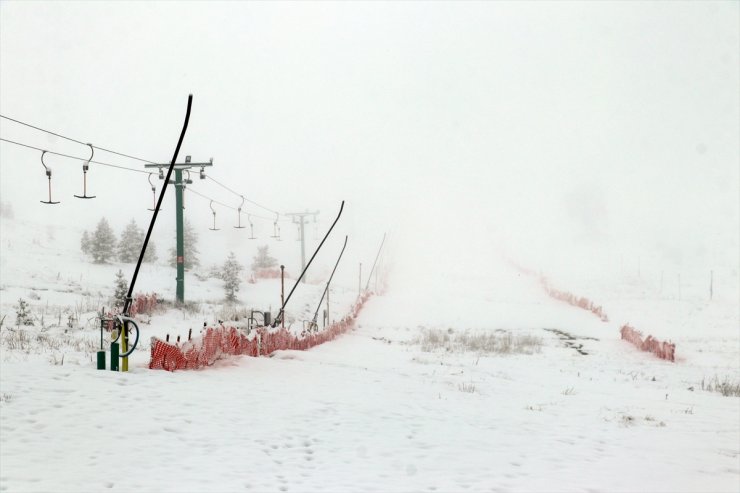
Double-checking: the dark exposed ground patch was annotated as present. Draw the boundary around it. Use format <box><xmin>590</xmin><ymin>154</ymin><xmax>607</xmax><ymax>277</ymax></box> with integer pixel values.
<box><xmin>544</xmin><ymin>328</ymin><xmax>598</xmax><ymax>356</ymax></box>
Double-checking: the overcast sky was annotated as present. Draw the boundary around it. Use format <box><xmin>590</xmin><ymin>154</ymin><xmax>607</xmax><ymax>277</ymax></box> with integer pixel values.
<box><xmin>1</xmin><ymin>1</ymin><xmax>738</xmax><ymax>288</ymax></box>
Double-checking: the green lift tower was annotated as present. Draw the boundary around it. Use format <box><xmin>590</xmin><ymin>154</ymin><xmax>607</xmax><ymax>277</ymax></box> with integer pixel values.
<box><xmin>145</xmin><ymin>156</ymin><xmax>213</xmax><ymax>304</ymax></box>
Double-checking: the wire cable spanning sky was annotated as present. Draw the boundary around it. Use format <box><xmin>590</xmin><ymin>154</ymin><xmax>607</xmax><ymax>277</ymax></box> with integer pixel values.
<box><xmin>0</xmin><ymin>114</ymin><xmax>284</xmax><ymax>217</ymax></box>
<box><xmin>0</xmin><ymin>114</ymin><xmax>156</xmax><ymax>164</ymax></box>
<box><xmin>0</xmin><ymin>1</ymin><xmax>738</xmax><ymax>286</ymax></box>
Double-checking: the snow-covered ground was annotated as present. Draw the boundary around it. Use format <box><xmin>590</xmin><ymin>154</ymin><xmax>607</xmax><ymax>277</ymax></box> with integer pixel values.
<box><xmin>1</xmin><ymin>214</ymin><xmax>738</xmax><ymax>493</ymax></box>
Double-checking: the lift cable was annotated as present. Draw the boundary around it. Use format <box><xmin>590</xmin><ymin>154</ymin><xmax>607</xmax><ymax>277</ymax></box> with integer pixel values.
<box><xmin>1</xmin><ymin>115</ymin><xmax>287</xmax><ymax>216</ymax></box>
<box><xmin>0</xmin><ymin>114</ymin><xmax>157</xmax><ymax>164</ymax></box>
<box><xmin>186</xmin><ymin>187</ymin><xmax>275</xmax><ymax>222</ymax></box>
<box><xmin>0</xmin><ymin>137</ymin><xmax>149</xmax><ymax>174</ymax></box>
<box><xmin>205</xmin><ymin>175</ymin><xmax>280</xmax><ymax>215</ymax></box>
<box><xmin>2</xmin><ymin>137</ymin><xmax>292</xmax><ymax>220</ymax></box>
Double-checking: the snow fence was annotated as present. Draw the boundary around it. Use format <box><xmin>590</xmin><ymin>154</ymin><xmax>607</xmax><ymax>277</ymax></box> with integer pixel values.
<box><xmin>149</xmin><ymin>293</ymin><xmax>371</xmax><ymax>371</ymax></box>
<box><xmin>129</xmin><ymin>293</ymin><xmax>158</xmax><ymax>317</ymax></box>
<box><xmin>508</xmin><ymin>259</ymin><xmax>676</xmax><ymax>362</ymax></box>
<box><xmin>509</xmin><ymin>261</ymin><xmax>608</xmax><ymax>322</ymax></box>
<box><xmin>620</xmin><ymin>324</ymin><xmax>676</xmax><ymax>362</ymax></box>
<box><xmin>541</xmin><ymin>283</ymin><xmax>608</xmax><ymax>322</ymax></box>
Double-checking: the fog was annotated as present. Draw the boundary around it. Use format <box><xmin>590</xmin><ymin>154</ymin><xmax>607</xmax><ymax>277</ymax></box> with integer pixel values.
<box><xmin>1</xmin><ymin>1</ymin><xmax>738</xmax><ymax>295</ymax></box>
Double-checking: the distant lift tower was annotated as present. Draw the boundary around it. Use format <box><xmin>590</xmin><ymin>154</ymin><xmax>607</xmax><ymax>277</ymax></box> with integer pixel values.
<box><xmin>284</xmin><ymin>210</ymin><xmax>319</xmax><ymax>282</ymax></box>
<box><xmin>145</xmin><ymin>156</ymin><xmax>213</xmax><ymax>304</ymax></box>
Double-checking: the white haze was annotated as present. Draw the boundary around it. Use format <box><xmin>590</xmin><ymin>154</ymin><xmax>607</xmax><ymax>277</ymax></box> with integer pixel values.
<box><xmin>1</xmin><ymin>1</ymin><xmax>738</xmax><ymax>297</ymax></box>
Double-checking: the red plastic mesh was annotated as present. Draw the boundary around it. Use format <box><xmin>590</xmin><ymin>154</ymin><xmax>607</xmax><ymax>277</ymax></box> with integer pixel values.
<box><xmin>150</xmin><ymin>293</ymin><xmax>371</xmax><ymax>371</ymax></box>
<box><xmin>508</xmin><ymin>258</ymin><xmax>676</xmax><ymax>362</ymax></box>
<box><xmin>620</xmin><ymin>324</ymin><xmax>676</xmax><ymax>362</ymax></box>
<box><xmin>129</xmin><ymin>293</ymin><xmax>158</xmax><ymax>317</ymax></box>
<box><xmin>508</xmin><ymin>261</ymin><xmax>607</xmax><ymax>321</ymax></box>
<box><xmin>542</xmin><ymin>284</ymin><xmax>609</xmax><ymax>322</ymax></box>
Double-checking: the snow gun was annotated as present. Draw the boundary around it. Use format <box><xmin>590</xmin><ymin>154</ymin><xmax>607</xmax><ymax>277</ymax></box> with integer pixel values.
<box><xmin>302</xmin><ymin>235</ymin><xmax>348</xmax><ymax>333</ymax></box>
<box><xmin>96</xmin><ymin>313</ymin><xmax>141</xmax><ymax>371</ymax></box>
<box><xmin>272</xmin><ymin>200</ymin><xmax>344</xmax><ymax>328</ymax></box>
<box><xmin>96</xmin><ymin>94</ymin><xmax>192</xmax><ymax>371</ymax></box>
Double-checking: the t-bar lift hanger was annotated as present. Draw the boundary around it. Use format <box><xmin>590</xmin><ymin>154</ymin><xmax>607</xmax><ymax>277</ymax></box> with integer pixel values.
<box><xmin>209</xmin><ymin>200</ymin><xmax>220</xmax><ymax>231</ymax></box>
<box><xmin>271</xmin><ymin>212</ymin><xmax>281</xmax><ymax>240</ymax></box>
<box><xmin>146</xmin><ymin>173</ymin><xmax>161</xmax><ymax>212</ymax></box>
<box><xmin>248</xmin><ymin>213</ymin><xmax>256</xmax><ymax>239</ymax></box>
<box><xmin>73</xmin><ymin>143</ymin><xmax>96</xmax><ymax>199</ymax></box>
<box><xmin>39</xmin><ymin>150</ymin><xmax>60</xmax><ymax>205</ymax></box>
<box><xmin>234</xmin><ymin>195</ymin><xmax>246</xmax><ymax>229</ymax></box>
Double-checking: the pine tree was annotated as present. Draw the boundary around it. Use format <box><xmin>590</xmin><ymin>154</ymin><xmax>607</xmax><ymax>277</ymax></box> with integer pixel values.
<box><xmin>251</xmin><ymin>245</ymin><xmax>277</xmax><ymax>271</ymax></box>
<box><xmin>15</xmin><ymin>298</ymin><xmax>34</xmax><ymax>326</ymax></box>
<box><xmin>118</xmin><ymin>219</ymin><xmax>143</xmax><ymax>263</ymax></box>
<box><xmin>144</xmin><ymin>241</ymin><xmax>157</xmax><ymax>263</ymax></box>
<box><xmin>80</xmin><ymin>231</ymin><xmax>91</xmax><ymax>256</ymax></box>
<box><xmin>222</xmin><ymin>252</ymin><xmax>243</xmax><ymax>302</ymax></box>
<box><xmin>170</xmin><ymin>219</ymin><xmax>199</xmax><ymax>269</ymax></box>
<box><xmin>90</xmin><ymin>218</ymin><xmax>117</xmax><ymax>263</ymax></box>
<box><xmin>113</xmin><ymin>270</ymin><xmax>128</xmax><ymax>309</ymax></box>
<box><xmin>117</xmin><ymin>219</ymin><xmax>158</xmax><ymax>264</ymax></box>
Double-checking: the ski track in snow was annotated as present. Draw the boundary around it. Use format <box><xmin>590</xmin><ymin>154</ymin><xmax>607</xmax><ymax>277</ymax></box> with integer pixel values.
<box><xmin>1</xmin><ymin>217</ymin><xmax>739</xmax><ymax>492</ymax></box>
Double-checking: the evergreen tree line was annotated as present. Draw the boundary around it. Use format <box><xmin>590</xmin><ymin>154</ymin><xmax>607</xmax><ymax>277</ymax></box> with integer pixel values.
<box><xmin>81</xmin><ymin>217</ymin><xmax>201</xmax><ymax>267</ymax></box>
<box><xmin>80</xmin><ymin>215</ymin><xmax>278</xmax><ymax>303</ymax></box>
<box><xmin>81</xmin><ymin>218</ymin><xmax>158</xmax><ymax>264</ymax></box>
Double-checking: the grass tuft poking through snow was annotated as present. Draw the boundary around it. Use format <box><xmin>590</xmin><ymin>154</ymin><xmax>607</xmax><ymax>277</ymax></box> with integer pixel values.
<box><xmin>702</xmin><ymin>375</ymin><xmax>740</xmax><ymax>397</ymax></box>
<box><xmin>1</xmin><ymin>329</ymin><xmax>98</xmax><ymax>355</ymax></box>
<box><xmin>415</xmin><ymin>328</ymin><xmax>542</xmax><ymax>355</ymax></box>
<box><xmin>458</xmin><ymin>381</ymin><xmax>476</xmax><ymax>393</ymax></box>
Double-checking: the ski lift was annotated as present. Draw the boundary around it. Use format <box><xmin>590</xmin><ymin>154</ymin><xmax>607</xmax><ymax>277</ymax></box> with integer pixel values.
<box><xmin>158</xmin><ymin>167</ymin><xmax>164</xmax><ymax>180</ymax></box>
<box><xmin>146</xmin><ymin>173</ymin><xmax>161</xmax><ymax>212</ymax></box>
<box><xmin>73</xmin><ymin>143</ymin><xmax>96</xmax><ymax>199</ymax></box>
<box><xmin>247</xmin><ymin>214</ymin><xmax>256</xmax><ymax>239</ymax></box>
<box><xmin>182</xmin><ymin>170</ymin><xmax>193</xmax><ymax>210</ymax></box>
<box><xmin>234</xmin><ymin>195</ymin><xmax>246</xmax><ymax>229</ymax></box>
<box><xmin>209</xmin><ymin>200</ymin><xmax>220</xmax><ymax>231</ymax></box>
<box><xmin>39</xmin><ymin>151</ymin><xmax>60</xmax><ymax>205</ymax></box>
<box><xmin>199</xmin><ymin>166</ymin><xmax>206</xmax><ymax>180</ymax></box>
<box><xmin>270</xmin><ymin>213</ymin><xmax>281</xmax><ymax>240</ymax></box>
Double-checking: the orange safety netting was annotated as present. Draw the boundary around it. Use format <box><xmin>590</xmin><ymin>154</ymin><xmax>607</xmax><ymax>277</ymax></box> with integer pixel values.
<box><xmin>150</xmin><ymin>293</ymin><xmax>371</xmax><ymax>371</ymax></box>
<box><xmin>620</xmin><ymin>324</ymin><xmax>676</xmax><ymax>362</ymax></box>
<box><xmin>508</xmin><ymin>258</ymin><xmax>676</xmax><ymax>362</ymax></box>
<box><xmin>130</xmin><ymin>293</ymin><xmax>158</xmax><ymax>317</ymax></box>
<box><xmin>542</xmin><ymin>284</ymin><xmax>609</xmax><ymax>322</ymax></box>
<box><xmin>511</xmin><ymin>260</ymin><xmax>609</xmax><ymax>322</ymax></box>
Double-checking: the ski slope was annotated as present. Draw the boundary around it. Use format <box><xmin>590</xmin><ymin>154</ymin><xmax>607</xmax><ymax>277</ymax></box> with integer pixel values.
<box><xmin>1</xmin><ymin>215</ymin><xmax>738</xmax><ymax>493</ymax></box>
